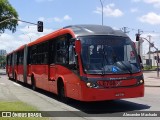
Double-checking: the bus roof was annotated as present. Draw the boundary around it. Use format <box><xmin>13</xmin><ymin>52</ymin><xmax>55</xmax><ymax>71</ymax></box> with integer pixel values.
<box><xmin>28</xmin><ymin>28</ymin><xmax>75</xmax><ymax>47</ymax></box>
<box><xmin>28</xmin><ymin>24</ymin><xmax>128</xmax><ymax>47</ymax></box>
<box><xmin>64</xmin><ymin>24</ymin><xmax>128</xmax><ymax>37</ymax></box>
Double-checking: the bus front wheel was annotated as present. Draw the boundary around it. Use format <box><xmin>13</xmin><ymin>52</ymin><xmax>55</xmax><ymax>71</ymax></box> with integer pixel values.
<box><xmin>58</xmin><ymin>80</ymin><xmax>69</xmax><ymax>103</ymax></box>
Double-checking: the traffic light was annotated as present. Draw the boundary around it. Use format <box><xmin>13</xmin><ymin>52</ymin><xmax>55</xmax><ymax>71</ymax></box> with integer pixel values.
<box><xmin>136</xmin><ymin>34</ymin><xmax>140</xmax><ymax>41</ymax></box>
<box><xmin>37</xmin><ymin>21</ymin><xmax>43</xmax><ymax>32</ymax></box>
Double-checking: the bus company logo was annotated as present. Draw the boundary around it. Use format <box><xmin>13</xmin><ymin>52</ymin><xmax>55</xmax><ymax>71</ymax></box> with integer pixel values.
<box><xmin>116</xmin><ymin>80</ymin><xmax>122</xmax><ymax>86</ymax></box>
<box><xmin>109</xmin><ymin>77</ymin><xmax>127</xmax><ymax>80</ymax></box>
<box><xmin>2</xmin><ymin>112</ymin><xmax>11</xmax><ymax>117</ymax></box>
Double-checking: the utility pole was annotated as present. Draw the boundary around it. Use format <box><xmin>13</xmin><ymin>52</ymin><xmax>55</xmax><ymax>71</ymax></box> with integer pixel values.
<box><xmin>122</xmin><ymin>27</ymin><xmax>129</xmax><ymax>34</ymax></box>
<box><xmin>137</xmin><ymin>29</ymin><xmax>142</xmax><ymax>56</ymax></box>
<box><xmin>141</xmin><ymin>37</ymin><xmax>159</xmax><ymax>77</ymax></box>
<box><xmin>148</xmin><ymin>35</ymin><xmax>152</xmax><ymax>68</ymax></box>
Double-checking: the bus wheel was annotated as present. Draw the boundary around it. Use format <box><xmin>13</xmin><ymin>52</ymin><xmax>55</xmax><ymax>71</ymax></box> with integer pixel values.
<box><xmin>58</xmin><ymin>81</ymin><xmax>69</xmax><ymax>103</ymax></box>
<box><xmin>31</xmin><ymin>76</ymin><xmax>36</xmax><ymax>91</ymax></box>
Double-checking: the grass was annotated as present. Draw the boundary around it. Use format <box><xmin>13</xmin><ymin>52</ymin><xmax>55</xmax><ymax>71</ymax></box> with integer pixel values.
<box><xmin>143</xmin><ymin>65</ymin><xmax>157</xmax><ymax>70</ymax></box>
<box><xmin>0</xmin><ymin>101</ymin><xmax>49</xmax><ymax>120</ymax></box>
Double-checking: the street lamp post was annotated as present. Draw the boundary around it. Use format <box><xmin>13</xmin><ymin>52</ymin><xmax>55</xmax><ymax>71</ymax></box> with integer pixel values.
<box><xmin>100</xmin><ymin>0</ymin><xmax>104</xmax><ymax>26</ymax></box>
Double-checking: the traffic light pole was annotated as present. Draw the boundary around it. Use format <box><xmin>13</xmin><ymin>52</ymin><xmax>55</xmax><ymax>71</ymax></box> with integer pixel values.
<box><xmin>0</xmin><ymin>17</ymin><xmax>43</xmax><ymax>32</ymax></box>
<box><xmin>141</xmin><ymin>37</ymin><xmax>159</xmax><ymax>78</ymax></box>
<box><xmin>16</xmin><ymin>19</ymin><xmax>37</xmax><ymax>25</ymax></box>
<box><xmin>0</xmin><ymin>17</ymin><xmax>37</xmax><ymax>25</ymax></box>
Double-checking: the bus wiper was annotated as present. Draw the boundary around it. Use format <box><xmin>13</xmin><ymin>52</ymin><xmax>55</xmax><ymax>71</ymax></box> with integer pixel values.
<box><xmin>101</xmin><ymin>48</ymin><xmax>107</xmax><ymax>75</ymax></box>
<box><xmin>116</xmin><ymin>61</ymin><xmax>132</xmax><ymax>74</ymax></box>
<box><xmin>101</xmin><ymin>47</ymin><xmax>110</xmax><ymax>75</ymax></box>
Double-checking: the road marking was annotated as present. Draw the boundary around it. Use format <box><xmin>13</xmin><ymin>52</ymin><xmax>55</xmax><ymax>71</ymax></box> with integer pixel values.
<box><xmin>13</xmin><ymin>82</ymin><xmax>21</xmax><ymax>87</ymax></box>
<box><xmin>0</xmin><ymin>83</ymin><xmax>5</xmax><ymax>85</ymax></box>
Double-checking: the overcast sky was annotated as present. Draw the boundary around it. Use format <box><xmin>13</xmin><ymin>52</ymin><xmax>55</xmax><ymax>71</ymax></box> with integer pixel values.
<box><xmin>1</xmin><ymin>0</ymin><xmax>160</xmax><ymax>53</ymax></box>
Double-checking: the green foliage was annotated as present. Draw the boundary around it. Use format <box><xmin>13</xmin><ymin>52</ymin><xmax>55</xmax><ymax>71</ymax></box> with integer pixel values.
<box><xmin>0</xmin><ymin>0</ymin><xmax>18</xmax><ymax>33</ymax></box>
<box><xmin>144</xmin><ymin>65</ymin><xmax>152</xmax><ymax>70</ymax></box>
<box><xmin>0</xmin><ymin>55</ymin><xmax>6</xmax><ymax>67</ymax></box>
<box><xmin>143</xmin><ymin>65</ymin><xmax>157</xmax><ymax>70</ymax></box>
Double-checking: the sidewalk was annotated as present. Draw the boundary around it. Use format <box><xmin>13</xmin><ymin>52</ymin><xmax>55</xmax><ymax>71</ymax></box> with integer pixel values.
<box><xmin>143</xmin><ymin>71</ymin><xmax>160</xmax><ymax>87</ymax></box>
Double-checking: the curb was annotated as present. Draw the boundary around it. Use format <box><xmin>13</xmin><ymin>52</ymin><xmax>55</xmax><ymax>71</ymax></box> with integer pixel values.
<box><xmin>145</xmin><ymin>85</ymin><xmax>160</xmax><ymax>87</ymax></box>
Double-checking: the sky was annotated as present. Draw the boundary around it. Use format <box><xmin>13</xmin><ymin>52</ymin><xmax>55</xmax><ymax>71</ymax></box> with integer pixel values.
<box><xmin>1</xmin><ymin>0</ymin><xmax>160</xmax><ymax>54</ymax></box>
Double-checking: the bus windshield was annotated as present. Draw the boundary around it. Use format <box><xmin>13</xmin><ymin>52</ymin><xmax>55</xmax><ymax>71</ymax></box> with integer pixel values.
<box><xmin>80</xmin><ymin>35</ymin><xmax>141</xmax><ymax>74</ymax></box>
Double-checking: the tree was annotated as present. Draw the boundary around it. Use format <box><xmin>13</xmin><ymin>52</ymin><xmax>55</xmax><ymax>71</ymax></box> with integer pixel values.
<box><xmin>0</xmin><ymin>0</ymin><xmax>18</xmax><ymax>33</ymax></box>
<box><xmin>0</xmin><ymin>55</ymin><xmax>6</xmax><ymax>68</ymax></box>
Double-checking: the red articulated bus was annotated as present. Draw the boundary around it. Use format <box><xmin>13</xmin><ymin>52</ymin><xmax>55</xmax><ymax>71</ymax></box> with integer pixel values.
<box><xmin>6</xmin><ymin>25</ymin><xmax>144</xmax><ymax>102</ymax></box>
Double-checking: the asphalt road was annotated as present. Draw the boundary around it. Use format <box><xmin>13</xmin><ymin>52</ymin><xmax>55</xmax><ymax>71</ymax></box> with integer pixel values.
<box><xmin>0</xmin><ymin>70</ymin><xmax>160</xmax><ymax>120</ymax></box>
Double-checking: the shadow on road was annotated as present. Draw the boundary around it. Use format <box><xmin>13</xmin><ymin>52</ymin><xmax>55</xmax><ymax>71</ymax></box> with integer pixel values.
<box><xmin>32</xmin><ymin>87</ymin><xmax>150</xmax><ymax>114</ymax></box>
<box><xmin>11</xmin><ymin>79</ymin><xmax>150</xmax><ymax>115</ymax></box>
<box><xmin>67</xmin><ymin>99</ymin><xmax>150</xmax><ymax>114</ymax></box>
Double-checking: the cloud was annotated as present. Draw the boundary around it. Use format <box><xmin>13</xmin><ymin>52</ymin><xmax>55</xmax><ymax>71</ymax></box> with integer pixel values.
<box><xmin>19</xmin><ymin>25</ymin><xmax>53</xmax><ymax>43</ymax></box>
<box><xmin>94</xmin><ymin>3</ymin><xmax>123</xmax><ymax>17</ymax></box>
<box><xmin>143</xmin><ymin>0</ymin><xmax>160</xmax><ymax>4</ymax></box>
<box><xmin>63</xmin><ymin>15</ymin><xmax>72</xmax><ymax>20</ymax></box>
<box><xmin>143</xmin><ymin>0</ymin><xmax>160</xmax><ymax>7</ymax></box>
<box><xmin>38</xmin><ymin>15</ymin><xmax>72</xmax><ymax>23</ymax></box>
<box><xmin>139</xmin><ymin>12</ymin><xmax>160</xmax><ymax>25</ymax></box>
<box><xmin>132</xmin><ymin>0</ymin><xmax>160</xmax><ymax>7</ymax></box>
<box><xmin>0</xmin><ymin>26</ymin><xmax>54</xmax><ymax>53</ymax></box>
<box><xmin>0</xmin><ymin>33</ymin><xmax>24</xmax><ymax>53</ymax></box>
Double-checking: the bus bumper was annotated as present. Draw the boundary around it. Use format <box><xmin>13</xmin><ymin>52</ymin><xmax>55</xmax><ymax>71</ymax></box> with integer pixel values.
<box><xmin>79</xmin><ymin>84</ymin><xmax>144</xmax><ymax>102</ymax></box>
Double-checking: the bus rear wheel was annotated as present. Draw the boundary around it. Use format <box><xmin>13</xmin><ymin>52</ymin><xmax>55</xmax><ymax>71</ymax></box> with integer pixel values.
<box><xmin>31</xmin><ymin>76</ymin><xmax>36</xmax><ymax>91</ymax></box>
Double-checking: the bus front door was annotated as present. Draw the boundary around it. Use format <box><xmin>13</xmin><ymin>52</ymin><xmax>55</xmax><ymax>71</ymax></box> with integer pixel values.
<box><xmin>49</xmin><ymin>64</ymin><xmax>57</xmax><ymax>93</ymax></box>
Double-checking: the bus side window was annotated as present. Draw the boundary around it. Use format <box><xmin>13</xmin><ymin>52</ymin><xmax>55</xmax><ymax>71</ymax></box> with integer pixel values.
<box><xmin>56</xmin><ymin>35</ymin><xmax>69</xmax><ymax>64</ymax></box>
<box><xmin>27</xmin><ymin>47</ymin><xmax>31</xmax><ymax>64</ymax></box>
<box><xmin>69</xmin><ymin>44</ymin><xmax>76</xmax><ymax>65</ymax></box>
<box><xmin>49</xmin><ymin>39</ymin><xmax>56</xmax><ymax>64</ymax></box>
<box><xmin>35</xmin><ymin>42</ymin><xmax>49</xmax><ymax>64</ymax></box>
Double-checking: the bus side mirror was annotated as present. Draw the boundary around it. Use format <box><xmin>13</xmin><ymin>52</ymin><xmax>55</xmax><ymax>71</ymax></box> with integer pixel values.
<box><xmin>75</xmin><ymin>40</ymin><xmax>81</xmax><ymax>53</ymax></box>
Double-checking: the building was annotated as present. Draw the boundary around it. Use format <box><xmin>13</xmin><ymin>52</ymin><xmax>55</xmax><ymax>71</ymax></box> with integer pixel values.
<box><xmin>0</xmin><ymin>49</ymin><xmax>7</xmax><ymax>56</ymax></box>
<box><xmin>143</xmin><ymin>51</ymin><xmax>160</xmax><ymax>66</ymax></box>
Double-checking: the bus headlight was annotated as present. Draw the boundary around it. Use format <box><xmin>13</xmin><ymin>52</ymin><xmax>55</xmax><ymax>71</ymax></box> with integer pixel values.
<box><xmin>86</xmin><ymin>82</ymin><xmax>97</xmax><ymax>88</ymax></box>
<box><xmin>140</xmin><ymin>80</ymin><xmax>144</xmax><ymax>84</ymax></box>
<box><xmin>137</xmin><ymin>79</ymin><xmax>144</xmax><ymax>85</ymax></box>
